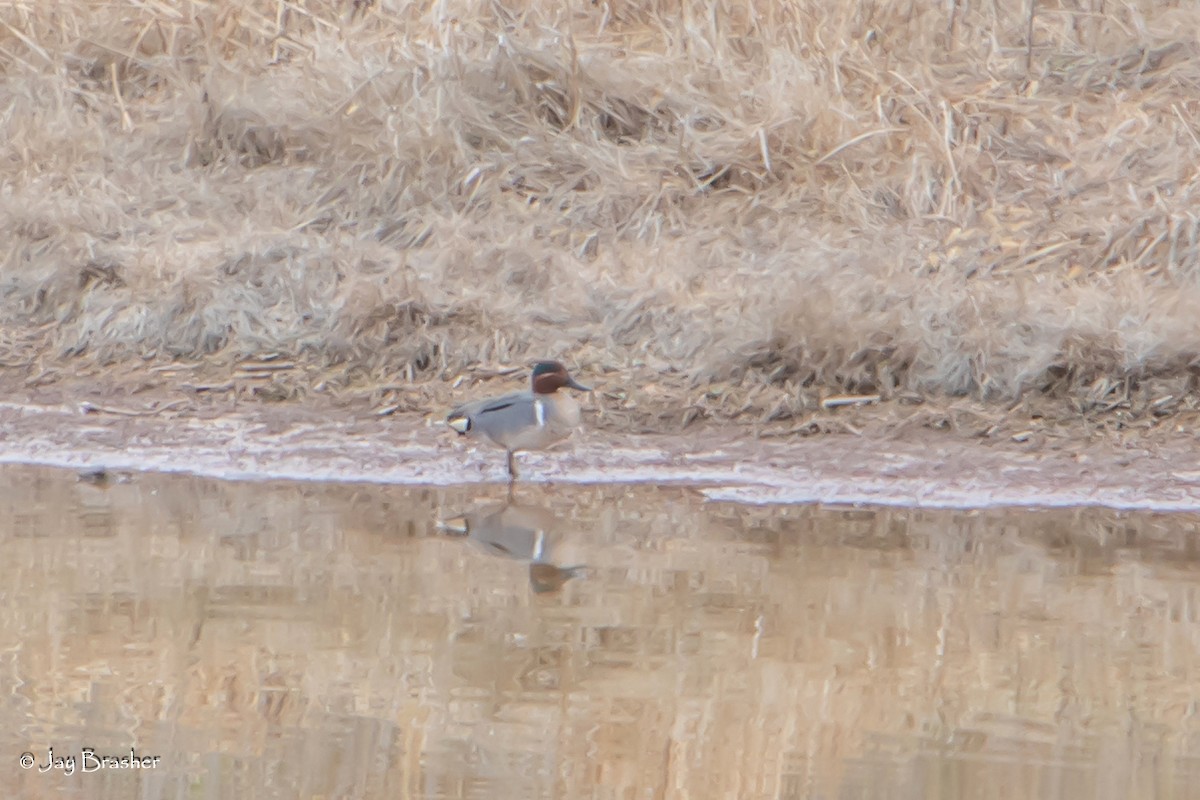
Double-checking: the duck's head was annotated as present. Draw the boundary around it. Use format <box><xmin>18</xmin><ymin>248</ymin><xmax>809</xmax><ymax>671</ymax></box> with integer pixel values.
<box><xmin>529</xmin><ymin>563</ymin><xmax>586</xmax><ymax>593</ymax></box>
<box><xmin>530</xmin><ymin>361</ymin><xmax>591</xmax><ymax>394</ymax></box>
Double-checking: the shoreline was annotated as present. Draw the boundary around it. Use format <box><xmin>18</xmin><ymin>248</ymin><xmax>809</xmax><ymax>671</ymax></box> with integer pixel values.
<box><xmin>1</xmin><ymin>396</ymin><xmax>1198</xmax><ymax>512</ymax></box>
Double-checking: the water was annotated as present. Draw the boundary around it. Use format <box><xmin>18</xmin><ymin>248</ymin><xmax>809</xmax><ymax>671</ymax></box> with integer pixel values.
<box><xmin>2</xmin><ymin>467</ymin><xmax>1199</xmax><ymax>799</ymax></box>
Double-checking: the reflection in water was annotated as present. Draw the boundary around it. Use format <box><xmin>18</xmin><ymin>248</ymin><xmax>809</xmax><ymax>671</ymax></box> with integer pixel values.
<box><xmin>439</xmin><ymin>502</ymin><xmax>585</xmax><ymax>593</ymax></box>
<box><xmin>1</xmin><ymin>467</ymin><xmax>1199</xmax><ymax>799</ymax></box>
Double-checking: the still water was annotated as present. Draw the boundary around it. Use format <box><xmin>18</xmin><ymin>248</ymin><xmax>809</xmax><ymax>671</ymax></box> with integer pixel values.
<box><xmin>1</xmin><ymin>467</ymin><xmax>1199</xmax><ymax>799</ymax></box>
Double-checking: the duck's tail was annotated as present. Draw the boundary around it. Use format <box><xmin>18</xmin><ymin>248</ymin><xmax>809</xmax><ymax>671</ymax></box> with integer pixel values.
<box><xmin>446</xmin><ymin>411</ymin><xmax>471</xmax><ymax>435</ymax></box>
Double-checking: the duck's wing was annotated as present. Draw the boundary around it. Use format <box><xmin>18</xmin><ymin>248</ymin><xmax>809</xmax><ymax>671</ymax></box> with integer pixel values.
<box><xmin>449</xmin><ymin>390</ymin><xmax>531</xmax><ymax>420</ymax></box>
<box><xmin>467</xmin><ymin>511</ymin><xmax>542</xmax><ymax>560</ymax></box>
<box><xmin>448</xmin><ymin>391</ymin><xmax>541</xmax><ymax>442</ymax></box>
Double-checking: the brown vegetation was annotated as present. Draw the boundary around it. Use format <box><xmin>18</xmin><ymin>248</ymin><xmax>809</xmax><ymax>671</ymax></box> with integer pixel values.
<box><xmin>4</xmin><ymin>1</ymin><xmax>1200</xmax><ymax>432</ymax></box>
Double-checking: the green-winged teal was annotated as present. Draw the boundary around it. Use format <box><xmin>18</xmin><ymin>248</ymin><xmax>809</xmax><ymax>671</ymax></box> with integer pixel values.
<box><xmin>439</xmin><ymin>502</ymin><xmax>585</xmax><ymax>593</ymax></box>
<box><xmin>447</xmin><ymin>361</ymin><xmax>591</xmax><ymax>480</ymax></box>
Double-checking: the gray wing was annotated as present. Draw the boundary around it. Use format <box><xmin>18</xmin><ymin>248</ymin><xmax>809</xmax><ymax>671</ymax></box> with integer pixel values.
<box><xmin>449</xmin><ymin>390</ymin><xmax>538</xmax><ymax>443</ymax></box>
<box><xmin>469</xmin><ymin>514</ymin><xmax>542</xmax><ymax>560</ymax></box>
<box><xmin>470</xmin><ymin>505</ymin><xmax>560</xmax><ymax>560</ymax></box>
<box><xmin>450</xmin><ymin>390</ymin><xmax>528</xmax><ymax>418</ymax></box>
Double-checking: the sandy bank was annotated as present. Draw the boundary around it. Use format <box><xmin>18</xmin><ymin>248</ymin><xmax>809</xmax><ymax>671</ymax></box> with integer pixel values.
<box><xmin>2</xmin><ymin>390</ymin><xmax>1198</xmax><ymax>512</ymax></box>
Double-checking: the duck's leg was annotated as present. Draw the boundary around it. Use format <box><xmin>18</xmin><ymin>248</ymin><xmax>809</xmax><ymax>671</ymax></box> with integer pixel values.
<box><xmin>506</xmin><ymin>450</ymin><xmax>519</xmax><ymax>481</ymax></box>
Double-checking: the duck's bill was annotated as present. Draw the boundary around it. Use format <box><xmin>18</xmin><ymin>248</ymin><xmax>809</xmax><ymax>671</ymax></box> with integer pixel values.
<box><xmin>566</xmin><ymin>377</ymin><xmax>592</xmax><ymax>391</ymax></box>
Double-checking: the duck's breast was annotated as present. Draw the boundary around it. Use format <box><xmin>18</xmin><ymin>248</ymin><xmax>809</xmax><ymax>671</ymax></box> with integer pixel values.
<box><xmin>546</xmin><ymin>392</ymin><xmax>582</xmax><ymax>428</ymax></box>
<box><xmin>500</xmin><ymin>394</ymin><xmax>581</xmax><ymax>451</ymax></box>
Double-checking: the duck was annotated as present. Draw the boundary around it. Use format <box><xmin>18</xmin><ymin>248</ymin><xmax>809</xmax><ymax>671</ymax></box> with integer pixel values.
<box><xmin>438</xmin><ymin>502</ymin><xmax>585</xmax><ymax>593</ymax></box>
<box><xmin>447</xmin><ymin>360</ymin><xmax>591</xmax><ymax>481</ymax></box>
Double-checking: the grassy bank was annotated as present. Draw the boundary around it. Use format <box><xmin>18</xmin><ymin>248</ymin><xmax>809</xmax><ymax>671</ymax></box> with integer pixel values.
<box><xmin>4</xmin><ymin>1</ymin><xmax>1200</xmax><ymax>432</ymax></box>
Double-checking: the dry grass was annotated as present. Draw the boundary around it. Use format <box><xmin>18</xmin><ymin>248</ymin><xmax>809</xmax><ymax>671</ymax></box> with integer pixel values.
<box><xmin>5</xmin><ymin>0</ymin><xmax>1200</xmax><ymax>430</ymax></box>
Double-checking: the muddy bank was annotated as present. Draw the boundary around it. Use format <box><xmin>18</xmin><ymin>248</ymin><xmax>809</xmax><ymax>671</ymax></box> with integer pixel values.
<box><xmin>1</xmin><ymin>393</ymin><xmax>1199</xmax><ymax>511</ymax></box>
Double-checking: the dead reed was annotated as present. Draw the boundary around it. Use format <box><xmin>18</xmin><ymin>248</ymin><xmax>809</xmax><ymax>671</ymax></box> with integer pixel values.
<box><xmin>3</xmin><ymin>1</ymin><xmax>1200</xmax><ymax>430</ymax></box>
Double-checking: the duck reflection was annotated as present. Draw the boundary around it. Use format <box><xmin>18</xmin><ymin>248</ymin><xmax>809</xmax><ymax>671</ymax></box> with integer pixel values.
<box><xmin>438</xmin><ymin>502</ymin><xmax>586</xmax><ymax>593</ymax></box>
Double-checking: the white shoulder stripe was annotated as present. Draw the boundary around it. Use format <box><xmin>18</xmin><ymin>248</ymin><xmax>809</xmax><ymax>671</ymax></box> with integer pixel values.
<box><xmin>534</xmin><ymin>399</ymin><xmax>546</xmax><ymax>427</ymax></box>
